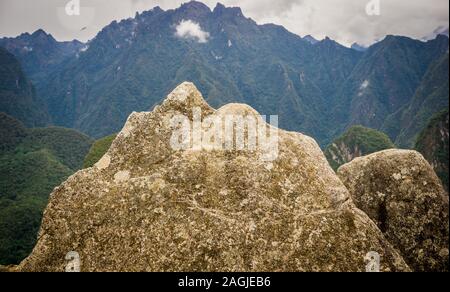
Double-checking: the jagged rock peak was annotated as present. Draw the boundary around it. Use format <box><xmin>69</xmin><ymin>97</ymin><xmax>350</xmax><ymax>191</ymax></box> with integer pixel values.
<box><xmin>213</xmin><ymin>3</ymin><xmax>243</xmax><ymax>15</ymax></box>
<box><xmin>163</xmin><ymin>82</ymin><xmax>207</xmax><ymax>105</ymax></box>
<box><xmin>32</xmin><ymin>29</ymin><xmax>48</xmax><ymax>37</ymax></box>
<box><xmin>180</xmin><ymin>1</ymin><xmax>211</xmax><ymax>13</ymax></box>
<box><xmin>155</xmin><ymin>82</ymin><xmax>214</xmax><ymax>118</ymax></box>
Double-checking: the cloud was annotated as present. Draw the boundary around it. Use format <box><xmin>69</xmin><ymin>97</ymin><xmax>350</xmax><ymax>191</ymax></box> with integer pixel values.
<box><xmin>273</xmin><ymin>0</ymin><xmax>449</xmax><ymax>46</ymax></box>
<box><xmin>224</xmin><ymin>0</ymin><xmax>300</xmax><ymax>18</ymax></box>
<box><xmin>0</xmin><ymin>0</ymin><xmax>448</xmax><ymax>46</ymax></box>
<box><xmin>423</xmin><ymin>25</ymin><xmax>450</xmax><ymax>40</ymax></box>
<box><xmin>175</xmin><ymin>19</ymin><xmax>209</xmax><ymax>43</ymax></box>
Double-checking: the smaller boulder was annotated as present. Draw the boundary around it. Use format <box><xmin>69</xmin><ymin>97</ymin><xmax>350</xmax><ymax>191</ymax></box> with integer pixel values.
<box><xmin>338</xmin><ymin>149</ymin><xmax>449</xmax><ymax>272</ymax></box>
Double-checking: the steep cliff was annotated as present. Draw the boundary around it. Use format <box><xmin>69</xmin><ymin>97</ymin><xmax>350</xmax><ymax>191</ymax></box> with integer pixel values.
<box><xmin>415</xmin><ymin>110</ymin><xmax>449</xmax><ymax>192</ymax></box>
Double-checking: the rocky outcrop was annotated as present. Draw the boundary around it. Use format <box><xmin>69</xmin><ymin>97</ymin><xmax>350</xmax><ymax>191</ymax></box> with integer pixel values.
<box><xmin>338</xmin><ymin>150</ymin><xmax>449</xmax><ymax>272</ymax></box>
<box><xmin>16</xmin><ymin>83</ymin><xmax>409</xmax><ymax>272</ymax></box>
<box><xmin>0</xmin><ymin>265</ymin><xmax>13</xmax><ymax>272</ymax></box>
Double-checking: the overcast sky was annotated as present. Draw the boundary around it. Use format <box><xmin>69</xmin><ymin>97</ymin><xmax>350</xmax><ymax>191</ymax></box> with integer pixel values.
<box><xmin>0</xmin><ymin>0</ymin><xmax>448</xmax><ymax>46</ymax></box>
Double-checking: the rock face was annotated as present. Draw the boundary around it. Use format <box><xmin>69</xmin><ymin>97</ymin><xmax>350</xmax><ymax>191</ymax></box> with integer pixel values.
<box><xmin>0</xmin><ymin>47</ymin><xmax>49</xmax><ymax>127</ymax></box>
<box><xmin>16</xmin><ymin>83</ymin><xmax>409</xmax><ymax>272</ymax></box>
<box><xmin>338</xmin><ymin>150</ymin><xmax>449</xmax><ymax>272</ymax></box>
<box><xmin>415</xmin><ymin>109</ymin><xmax>449</xmax><ymax>192</ymax></box>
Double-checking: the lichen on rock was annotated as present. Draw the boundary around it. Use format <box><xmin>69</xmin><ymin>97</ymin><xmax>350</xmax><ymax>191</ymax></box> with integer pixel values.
<box><xmin>16</xmin><ymin>82</ymin><xmax>409</xmax><ymax>272</ymax></box>
<box><xmin>338</xmin><ymin>149</ymin><xmax>449</xmax><ymax>272</ymax></box>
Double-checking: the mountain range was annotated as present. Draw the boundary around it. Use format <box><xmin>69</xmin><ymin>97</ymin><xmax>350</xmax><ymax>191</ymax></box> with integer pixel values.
<box><xmin>0</xmin><ymin>1</ymin><xmax>448</xmax><ymax>148</ymax></box>
<box><xmin>0</xmin><ymin>29</ymin><xmax>82</xmax><ymax>88</ymax></box>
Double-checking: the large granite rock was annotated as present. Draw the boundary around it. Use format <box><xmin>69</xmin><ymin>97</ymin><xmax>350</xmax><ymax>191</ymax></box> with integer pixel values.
<box><xmin>15</xmin><ymin>83</ymin><xmax>409</xmax><ymax>272</ymax></box>
<box><xmin>0</xmin><ymin>265</ymin><xmax>11</xmax><ymax>272</ymax></box>
<box><xmin>338</xmin><ymin>150</ymin><xmax>449</xmax><ymax>272</ymax></box>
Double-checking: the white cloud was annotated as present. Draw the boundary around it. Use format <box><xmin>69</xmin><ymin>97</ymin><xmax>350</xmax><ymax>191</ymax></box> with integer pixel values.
<box><xmin>0</xmin><ymin>0</ymin><xmax>448</xmax><ymax>46</ymax></box>
<box><xmin>175</xmin><ymin>19</ymin><xmax>209</xmax><ymax>43</ymax></box>
<box><xmin>208</xmin><ymin>0</ymin><xmax>449</xmax><ymax>46</ymax></box>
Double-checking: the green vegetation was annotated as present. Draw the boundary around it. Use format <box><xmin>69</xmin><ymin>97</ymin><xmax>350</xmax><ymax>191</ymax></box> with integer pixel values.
<box><xmin>383</xmin><ymin>52</ymin><xmax>450</xmax><ymax>148</ymax></box>
<box><xmin>0</xmin><ymin>112</ymin><xmax>27</xmax><ymax>153</ymax></box>
<box><xmin>325</xmin><ymin>126</ymin><xmax>396</xmax><ymax>170</ymax></box>
<box><xmin>0</xmin><ymin>198</ymin><xmax>45</xmax><ymax>264</ymax></box>
<box><xmin>415</xmin><ymin>109</ymin><xmax>449</xmax><ymax>191</ymax></box>
<box><xmin>2</xmin><ymin>6</ymin><xmax>448</xmax><ymax>147</ymax></box>
<box><xmin>0</xmin><ymin>30</ymin><xmax>83</xmax><ymax>87</ymax></box>
<box><xmin>34</xmin><ymin>5</ymin><xmax>365</xmax><ymax>143</ymax></box>
<box><xmin>0</xmin><ymin>113</ymin><xmax>92</xmax><ymax>264</ymax></box>
<box><xmin>0</xmin><ymin>47</ymin><xmax>49</xmax><ymax>127</ymax></box>
<box><xmin>83</xmin><ymin>134</ymin><xmax>117</xmax><ymax>168</ymax></box>
<box><xmin>28</xmin><ymin>6</ymin><xmax>447</xmax><ymax>148</ymax></box>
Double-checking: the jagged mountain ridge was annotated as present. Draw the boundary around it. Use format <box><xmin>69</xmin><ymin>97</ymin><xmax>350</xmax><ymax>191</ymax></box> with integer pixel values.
<box><xmin>383</xmin><ymin>51</ymin><xmax>450</xmax><ymax>147</ymax></box>
<box><xmin>0</xmin><ymin>29</ymin><xmax>83</xmax><ymax>87</ymax></box>
<box><xmin>332</xmin><ymin>35</ymin><xmax>449</xmax><ymax>140</ymax></box>
<box><xmin>350</xmin><ymin>43</ymin><xmax>368</xmax><ymax>52</ymax></box>
<box><xmin>1</xmin><ymin>1</ymin><xmax>448</xmax><ymax>148</ymax></box>
<box><xmin>36</xmin><ymin>1</ymin><xmax>363</xmax><ymax>142</ymax></box>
